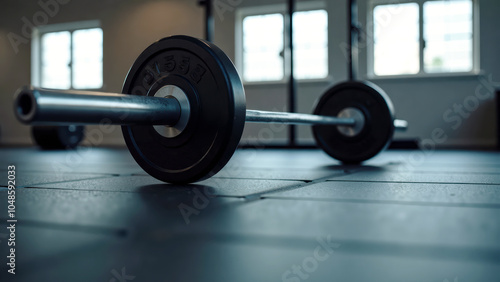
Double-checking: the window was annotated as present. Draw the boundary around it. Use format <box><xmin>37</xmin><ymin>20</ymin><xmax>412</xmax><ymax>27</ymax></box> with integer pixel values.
<box><xmin>237</xmin><ymin>4</ymin><xmax>328</xmax><ymax>82</ymax></box>
<box><xmin>423</xmin><ymin>0</ymin><xmax>473</xmax><ymax>73</ymax></box>
<box><xmin>32</xmin><ymin>21</ymin><xmax>103</xmax><ymax>89</ymax></box>
<box><xmin>371</xmin><ymin>0</ymin><xmax>476</xmax><ymax>77</ymax></box>
<box><xmin>373</xmin><ymin>3</ymin><xmax>419</xmax><ymax>75</ymax></box>
<box><xmin>293</xmin><ymin>10</ymin><xmax>329</xmax><ymax>79</ymax></box>
<box><xmin>242</xmin><ymin>13</ymin><xmax>284</xmax><ymax>82</ymax></box>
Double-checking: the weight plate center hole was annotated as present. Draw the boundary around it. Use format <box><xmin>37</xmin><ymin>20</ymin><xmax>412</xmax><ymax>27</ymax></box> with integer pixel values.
<box><xmin>153</xmin><ymin>85</ymin><xmax>191</xmax><ymax>138</ymax></box>
<box><xmin>336</xmin><ymin>107</ymin><xmax>366</xmax><ymax>137</ymax></box>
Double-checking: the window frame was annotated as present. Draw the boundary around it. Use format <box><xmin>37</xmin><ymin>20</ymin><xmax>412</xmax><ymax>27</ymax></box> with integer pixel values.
<box><xmin>367</xmin><ymin>0</ymin><xmax>480</xmax><ymax>79</ymax></box>
<box><xmin>31</xmin><ymin>20</ymin><xmax>103</xmax><ymax>90</ymax></box>
<box><xmin>235</xmin><ymin>1</ymin><xmax>330</xmax><ymax>85</ymax></box>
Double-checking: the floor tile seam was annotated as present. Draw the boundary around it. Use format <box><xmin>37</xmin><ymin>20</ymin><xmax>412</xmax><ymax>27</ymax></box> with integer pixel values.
<box><xmin>16</xmin><ymin>175</ymin><xmax>122</xmax><ymax>188</ymax></box>
<box><xmin>167</xmin><ymin>230</ymin><xmax>500</xmax><ymax>262</ymax></box>
<box><xmin>211</xmin><ymin>176</ymin><xmax>324</xmax><ymax>182</ymax></box>
<box><xmin>366</xmin><ymin>168</ymin><xmax>500</xmax><ymax>176</ymax></box>
<box><xmin>231</xmin><ymin>173</ymin><xmax>356</xmax><ymax>200</ymax></box>
<box><xmin>0</xmin><ymin>218</ymin><xmax>127</xmax><ymax>237</ymax></box>
<box><xmin>1</xmin><ymin>169</ymin><xmax>131</xmax><ymax>176</ymax></box>
<box><xmin>324</xmin><ymin>179</ymin><xmax>500</xmax><ymax>186</ymax></box>
<box><xmin>261</xmin><ymin>196</ymin><xmax>500</xmax><ymax>209</ymax></box>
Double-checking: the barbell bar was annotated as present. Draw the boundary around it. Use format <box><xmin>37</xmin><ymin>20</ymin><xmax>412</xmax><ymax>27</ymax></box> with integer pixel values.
<box><xmin>15</xmin><ymin>88</ymin><xmax>181</xmax><ymax>126</ymax></box>
<box><xmin>13</xmin><ymin>35</ymin><xmax>408</xmax><ymax>184</ymax></box>
<box><xmin>15</xmin><ymin>87</ymin><xmax>407</xmax><ymax>129</ymax></box>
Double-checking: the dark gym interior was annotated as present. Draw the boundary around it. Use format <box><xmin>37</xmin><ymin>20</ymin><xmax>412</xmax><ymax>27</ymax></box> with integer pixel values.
<box><xmin>1</xmin><ymin>0</ymin><xmax>500</xmax><ymax>281</ymax></box>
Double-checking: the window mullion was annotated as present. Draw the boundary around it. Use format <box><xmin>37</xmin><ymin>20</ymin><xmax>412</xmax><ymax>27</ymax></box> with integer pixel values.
<box><xmin>283</xmin><ymin>11</ymin><xmax>289</xmax><ymax>83</ymax></box>
<box><xmin>38</xmin><ymin>35</ymin><xmax>43</xmax><ymax>87</ymax></box>
<box><xmin>70</xmin><ymin>31</ymin><xmax>74</xmax><ymax>89</ymax></box>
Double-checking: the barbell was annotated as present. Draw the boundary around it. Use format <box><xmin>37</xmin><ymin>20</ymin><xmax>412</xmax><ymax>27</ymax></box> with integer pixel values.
<box><xmin>14</xmin><ymin>35</ymin><xmax>407</xmax><ymax>184</ymax></box>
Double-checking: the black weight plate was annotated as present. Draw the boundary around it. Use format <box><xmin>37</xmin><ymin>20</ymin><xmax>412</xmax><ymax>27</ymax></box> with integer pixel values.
<box><xmin>312</xmin><ymin>81</ymin><xmax>395</xmax><ymax>163</ymax></box>
<box><xmin>122</xmin><ymin>36</ymin><xmax>246</xmax><ymax>184</ymax></box>
<box><xmin>32</xmin><ymin>125</ymin><xmax>85</xmax><ymax>150</ymax></box>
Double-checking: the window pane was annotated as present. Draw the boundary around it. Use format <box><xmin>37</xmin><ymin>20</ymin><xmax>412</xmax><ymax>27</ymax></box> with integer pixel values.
<box><xmin>293</xmin><ymin>10</ymin><xmax>328</xmax><ymax>79</ymax></box>
<box><xmin>72</xmin><ymin>28</ymin><xmax>103</xmax><ymax>89</ymax></box>
<box><xmin>41</xmin><ymin>31</ymin><xmax>71</xmax><ymax>89</ymax></box>
<box><xmin>424</xmin><ymin>0</ymin><xmax>473</xmax><ymax>73</ymax></box>
<box><xmin>243</xmin><ymin>13</ymin><xmax>284</xmax><ymax>82</ymax></box>
<box><xmin>373</xmin><ymin>3</ymin><xmax>419</xmax><ymax>76</ymax></box>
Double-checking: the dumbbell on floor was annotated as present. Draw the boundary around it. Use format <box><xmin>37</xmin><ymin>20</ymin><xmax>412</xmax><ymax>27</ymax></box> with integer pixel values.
<box><xmin>31</xmin><ymin>125</ymin><xmax>85</xmax><ymax>150</ymax></box>
<box><xmin>14</xmin><ymin>35</ymin><xmax>407</xmax><ymax>184</ymax></box>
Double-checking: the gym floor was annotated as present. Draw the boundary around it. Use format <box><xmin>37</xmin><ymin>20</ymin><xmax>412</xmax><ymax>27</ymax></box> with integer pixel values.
<box><xmin>0</xmin><ymin>147</ymin><xmax>499</xmax><ymax>281</ymax></box>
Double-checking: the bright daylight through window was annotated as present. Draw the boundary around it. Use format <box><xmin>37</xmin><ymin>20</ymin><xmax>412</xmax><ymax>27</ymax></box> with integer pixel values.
<box><xmin>242</xmin><ymin>9</ymin><xmax>328</xmax><ymax>82</ymax></box>
<box><xmin>40</xmin><ymin>27</ymin><xmax>103</xmax><ymax>89</ymax></box>
<box><xmin>373</xmin><ymin>0</ymin><xmax>473</xmax><ymax>76</ymax></box>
